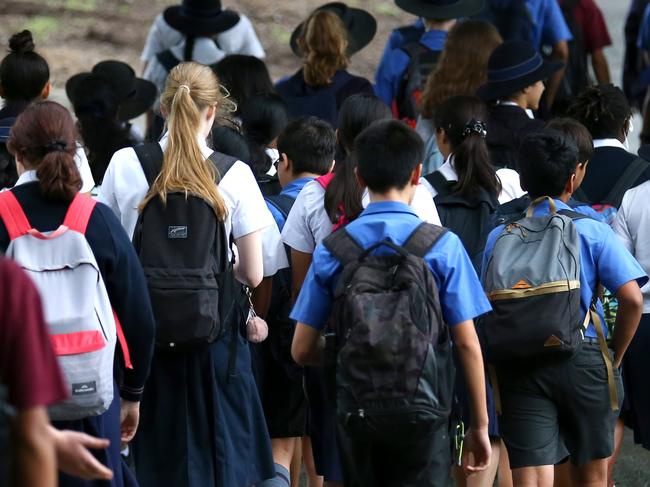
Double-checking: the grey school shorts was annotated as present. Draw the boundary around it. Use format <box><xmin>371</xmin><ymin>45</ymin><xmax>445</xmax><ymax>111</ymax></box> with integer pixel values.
<box><xmin>495</xmin><ymin>342</ymin><xmax>624</xmax><ymax>469</ymax></box>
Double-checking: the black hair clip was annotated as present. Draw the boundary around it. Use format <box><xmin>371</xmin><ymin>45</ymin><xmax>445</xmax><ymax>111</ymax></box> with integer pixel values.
<box><xmin>44</xmin><ymin>140</ymin><xmax>68</xmax><ymax>152</ymax></box>
<box><xmin>462</xmin><ymin>119</ymin><xmax>487</xmax><ymax>139</ymax></box>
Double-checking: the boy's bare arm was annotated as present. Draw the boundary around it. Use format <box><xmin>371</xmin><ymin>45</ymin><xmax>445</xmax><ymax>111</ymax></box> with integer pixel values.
<box><xmin>612</xmin><ymin>280</ymin><xmax>644</xmax><ymax>367</ymax></box>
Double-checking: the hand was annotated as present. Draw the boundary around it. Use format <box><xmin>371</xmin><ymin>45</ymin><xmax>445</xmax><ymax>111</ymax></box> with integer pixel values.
<box><xmin>120</xmin><ymin>399</ymin><xmax>140</xmax><ymax>447</ymax></box>
<box><xmin>51</xmin><ymin>428</ymin><xmax>113</xmax><ymax>480</ymax></box>
<box><xmin>462</xmin><ymin>426</ymin><xmax>491</xmax><ymax>475</ymax></box>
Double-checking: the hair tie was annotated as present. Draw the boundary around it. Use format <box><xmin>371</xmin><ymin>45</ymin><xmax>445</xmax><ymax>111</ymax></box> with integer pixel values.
<box><xmin>44</xmin><ymin>140</ymin><xmax>67</xmax><ymax>153</ymax></box>
<box><xmin>462</xmin><ymin>119</ymin><xmax>487</xmax><ymax>139</ymax></box>
<box><xmin>179</xmin><ymin>84</ymin><xmax>191</xmax><ymax>94</ymax></box>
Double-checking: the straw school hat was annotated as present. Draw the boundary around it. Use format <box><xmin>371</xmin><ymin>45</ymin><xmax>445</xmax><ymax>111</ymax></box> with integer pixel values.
<box><xmin>395</xmin><ymin>0</ymin><xmax>485</xmax><ymax>20</ymax></box>
<box><xmin>477</xmin><ymin>40</ymin><xmax>564</xmax><ymax>101</ymax></box>
<box><xmin>66</xmin><ymin>61</ymin><xmax>157</xmax><ymax>121</ymax></box>
<box><xmin>290</xmin><ymin>2</ymin><xmax>377</xmax><ymax>57</ymax></box>
<box><xmin>164</xmin><ymin>0</ymin><xmax>240</xmax><ymax>36</ymax></box>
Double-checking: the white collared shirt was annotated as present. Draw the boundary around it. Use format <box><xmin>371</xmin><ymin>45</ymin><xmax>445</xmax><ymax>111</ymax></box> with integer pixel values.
<box><xmin>98</xmin><ymin>134</ymin><xmax>288</xmax><ymax>276</ymax></box>
<box><xmin>281</xmin><ymin>178</ymin><xmax>441</xmax><ymax>254</ymax></box>
<box><xmin>593</xmin><ymin>138</ymin><xmax>628</xmax><ymax>150</ymax></box>
<box><xmin>496</xmin><ymin>100</ymin><xmax>535</xmax><ymax>120</ymax></box>
<box><xmin>613</xmin><ymin>180</ymin><xmax>650</xmax><ymax>311</ymax></box>
<box><xmin>420</xmin><ymin>154</ymin><xmax>525</xmax><ymax>203</ymax></box>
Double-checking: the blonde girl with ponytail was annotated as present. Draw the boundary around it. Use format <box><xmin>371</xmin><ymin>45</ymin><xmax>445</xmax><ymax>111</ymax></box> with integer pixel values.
<box><xmin>99</xmin><ymin>62</ymin><xmax>279</xmax><ymax>487</ymax></box>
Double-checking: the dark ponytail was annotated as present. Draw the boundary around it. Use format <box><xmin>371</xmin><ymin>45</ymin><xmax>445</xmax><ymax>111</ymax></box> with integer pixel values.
<box><xmin>434</xmin><ymin>95</ymin><xmax>501</xmax><ymax>198</ymax></box>
<box><xmin>7</xmin><ymin>101</ymin><xmax>81</xmax><ymax>201</ymax></box>
<box><xmin>0</xmin><ymin>30</ymin><xmax>50</xmax><ymax>102</ymax></box>
<box><xmin>324</xmin><ymin>94</ymin><xmax>391</xmax><ymax>224</ymax></box>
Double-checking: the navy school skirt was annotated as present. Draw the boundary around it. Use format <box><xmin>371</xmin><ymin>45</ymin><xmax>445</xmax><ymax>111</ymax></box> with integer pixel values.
<box><xmin>53</xmin><ymin>381</ymin><xmax>138</xmax><ymax>487</ymax></box>
<box><xmin>133</xmin><ymin>327</ymin><xmax>275</xmax><ymax>487</ymax></box>
<box><xmin>621</xmin><ymin>313</ymin><xmax>650</xmax><ymax>450</ymax></box>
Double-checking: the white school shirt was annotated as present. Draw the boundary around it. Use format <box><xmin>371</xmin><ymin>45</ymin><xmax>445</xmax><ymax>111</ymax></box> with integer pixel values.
<box><xmin>74</xmin><ymin>144</ymin><xmax>95</xmax><ymax>193</ymax></box>
<box><xmin>98</xmin><ymin>135</ymin><xmax>287</xmax><ymax>276</ymax></box>
<box><xmin>613</xmin><ymin>180</ymin><xmax>650</xmax><ymax>312</ymax></box>
<box><xmin>419</xmin><ymin>154</ymin><xmax>525</xmax><ymax>204</ymax></box>
<box><xmin>281</xmin><ymin>179</ymin><xmax>441</xmax><ymax>254</ymax></box>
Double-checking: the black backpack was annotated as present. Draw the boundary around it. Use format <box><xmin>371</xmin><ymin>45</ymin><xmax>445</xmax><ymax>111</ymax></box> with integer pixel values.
<box><xmin>481</xmin><ymin>0</ymin><xmax>535</xmax><ymax>43</ymax></box>
<box><xmin>0</xmin><ymin>117</ymin><xmax>18</xmax><ymax>189</ymax></box>
<box><xmin>396</xmin><ymin>43</ymin><xmax>441</xmax><ymax>125</ymax></box>
<box><xmin>0</xmin><ymin>384</ymin><xmax>14</xmax><ymax>485</ymax></box>
<box><xmin>426</xmin><ymin>172</ymin><xmax>499</xmax><ymax>272</ymax></box>
<box><xmin>132</xmin><ymin>143</ymin><xmax>239</xmax><ymax>349</ymax></box>
<box><xmin>323</xmin><ymin>223</ymin><xmax>454</xmax><ymax>438</ymax></box>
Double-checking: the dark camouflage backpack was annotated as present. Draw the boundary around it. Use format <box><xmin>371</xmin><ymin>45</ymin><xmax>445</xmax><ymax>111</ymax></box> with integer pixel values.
<box><xmin>323</xmin><ymin>223</ymin><xmax>454</xmax><ymax>439</ymax></box>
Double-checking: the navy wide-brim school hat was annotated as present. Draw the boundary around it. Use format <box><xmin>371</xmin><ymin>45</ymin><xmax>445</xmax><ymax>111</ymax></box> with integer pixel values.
<box><xmin>290</xmin><ymin>2</ymin><xmax>377</xmax><ymax>57</ymax></box>
<box><xmin>395</xmin><ymin>0</ymin><xmax>485</xmax><ymax>20</ymax></box>
<box><xmin>164</xmin><ymin>0</ymin><xmax>240</xmax><ymax>36</ymax></box>
<box><xmin>477</xmin><ymin>40</ymin><xmax>564</xmax><ymax>101</ymax></box>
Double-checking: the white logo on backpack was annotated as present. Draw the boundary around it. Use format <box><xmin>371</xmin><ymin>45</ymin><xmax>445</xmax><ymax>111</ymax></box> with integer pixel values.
<box><xmin>0</xmin><ymin>192</ymin><xmax>117</xmax><ymax>420</ymax></box>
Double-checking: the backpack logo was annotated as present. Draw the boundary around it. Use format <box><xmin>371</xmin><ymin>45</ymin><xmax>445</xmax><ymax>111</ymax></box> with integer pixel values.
<box><xmin>512</xmin><ymin>279</ymin><xmax>532</xmax><ymax>289</ymax></box>
<box><xmin>72</xmin><ymin>381</ymin><xmax>97</xmax><ymax>396</ymax></box>
<box><xmin>543</xmin><ymin>335</ymin><xmax>563</xmax><ymax>348</ymax></box>
<box><xmin>168</xmin><ymin>226</ymin><xmax>188</xmax><ymax>239</ymax></box>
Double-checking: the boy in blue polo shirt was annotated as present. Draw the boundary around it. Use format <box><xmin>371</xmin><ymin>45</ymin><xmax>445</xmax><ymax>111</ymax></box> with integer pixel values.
<box><xmin>483</xmin><ymin>130</ymin><xmax>646</xmax><ymax>487</ymax></box>
<box><xmin>290</xmin><ymin>120</ymin><xmax>492</xmax><ymax>486</ymax></box>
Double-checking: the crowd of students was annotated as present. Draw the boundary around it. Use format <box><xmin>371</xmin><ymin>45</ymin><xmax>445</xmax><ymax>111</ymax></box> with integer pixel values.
<box><xmin>2</xmin><ymin>0</ymin><xmax>650</xmax><ymax>486</ymax></box>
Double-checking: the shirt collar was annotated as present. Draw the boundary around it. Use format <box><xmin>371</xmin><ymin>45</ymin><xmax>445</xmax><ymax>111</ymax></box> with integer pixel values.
<box><xmin>529</xmin><ymin>197</ymin><xmax>571</xmax><ymax>216</ymax></box>
<box><xmin>360</xmin><ymin>200</ymin><xmax>418</xmax><ymax>217</ymax></box>
<box><xmin>593</xmin><ymin>138</ymin><xmax>627</xmax><ymax>150</ymax></box>
<box><xmin>438</xmin><ymin>154</ymin><xmax>457</xmax><ymax>181</ymax></box>
<box><xmin>496</xmin><ymin>100</ymin><xmax>535</xmax><ymax>119</ymax></box>
<box><xmin>159</xmin><ymin>131</ymin><xmax>213</xmax><ymax>158</ymax></box>
<box><xmin>420</xmin><ymin>29</ymin><xmax>447</xmax><ymax>51</ymax></box>
<box><xmin>282</xmin><ymin>177</ymin><xmax>314</xmax><ymax>195</ymax></box>
<box><xmin>14</xmin><ymin>170</ymin><xmax>38</xmax><ymax>187</ymax></box>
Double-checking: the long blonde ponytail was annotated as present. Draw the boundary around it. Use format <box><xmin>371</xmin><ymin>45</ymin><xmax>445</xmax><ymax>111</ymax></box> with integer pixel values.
<box><xmin>140</xmin><ymin>62</ymin><xmax>234</xmax><ymax>220</ymax></box>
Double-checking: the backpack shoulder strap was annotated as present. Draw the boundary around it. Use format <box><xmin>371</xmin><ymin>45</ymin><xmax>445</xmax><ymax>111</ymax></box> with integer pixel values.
<box><xmin>572</xmin><ymin>186</ymin><xmax>591</xmax><ymax>205</ymax></box>
<box><xmin>323</xmin><ymin>228</ymin><xmax>364</xmax><ymax>266</ymax></box>
<box><xmin>133</xmin><ymin>143</ymin><xmax>164</xmax><ymax>187</ymax></box>
<box><xmin>403</xmin><ymin>222</ymin><xmax>448</xmax><ymax>258</ymax></box>
<box><xmin>605</xmin><ymin>157</ymin><xmax>650</xmax><ymax>207</ymax></box>
<box><xmin>0</xmin><ymin>191</ymin><xmax>31</xmax><ymax>240</ymax></box>
<box><xmin>424</xmin><ymin>171</ymin><xmax>451</xmax><ymax>197</ymax></box>
<box><xmin>63</xmin><ymin>193</ymin><xmax>97</xmax><ymax>234</ymax></box>
<box><xmin>266</xmin><ymin>194</ymin><xmax>296</xmax><ymax>220</ymax></box>
<box><xmin>208</xmin><ymin>151</ymin><xmax>237</xmax><ymax>182</ymax></box>
<box><xmin>558</xmin><ymin>209</ymin><xmax>590</xmax><ymax>221</ymax></box>
<box><xmin>156</xmin><ymin>49</ymin><xmax>181</xmax><ymax>73</ymax></box>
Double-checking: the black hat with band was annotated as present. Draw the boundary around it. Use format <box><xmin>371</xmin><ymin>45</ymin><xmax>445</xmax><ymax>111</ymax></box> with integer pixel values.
<box><xmin>477</xmin><ymin>40</ymin><xmax>564</xmax><ymax>102</ymax></box>
<box><xmin>395</xmin><ymin>0</ymin><xmax>485</xmax><ymax>20</ymax></box>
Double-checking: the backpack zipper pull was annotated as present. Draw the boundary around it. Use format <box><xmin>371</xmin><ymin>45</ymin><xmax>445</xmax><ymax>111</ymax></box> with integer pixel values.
<box><xmin>358</xmin><ymin>409</ymin><xmax>365</xmax><ymax>419</ymax></box>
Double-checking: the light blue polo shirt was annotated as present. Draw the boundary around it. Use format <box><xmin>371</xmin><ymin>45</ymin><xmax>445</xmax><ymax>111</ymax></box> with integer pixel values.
<box><xmin>374</xmin><ymin>29</ymin><xmax>447</xmax><ymax>108</ymax></box>
<box><xmin>291</xmin><ymin>201</ymin><xmax>492</xmax><ymax>330</ymax></box>
<box><xmin>482</xmin><ymin>198</ymin><xmax>648</xmax><ymax>339</ymax></box>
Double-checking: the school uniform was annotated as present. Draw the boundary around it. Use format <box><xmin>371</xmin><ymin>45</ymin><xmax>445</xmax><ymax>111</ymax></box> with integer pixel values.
<box><xmin>291</xmin><ymin>201</ymin><xmax>492</xmax><ymax>486</ymax></box>
<box><xmin>485</xmin><ymin>103</ymin><xmax>545</xmax><ymax>170</ymax></box>
<box><xmin>374</xmin><ymin>29</ymin><xmax>447</xmax><ymax>108</ymax></box>
<box><xmin>0</xmin><ymin>171</ymin><xmax>156</xmax><ymax>487</ymax></box>
<box><xmin>414</xmin><ymin>117</ymin><xmax>444</xmax><ymax>175</ymax></box>
<box><xmin>578</xmin><ymin>139</ymin><xmax>650</xmax><ymax>205</ymax></box>
<box><xmin>420</xmin><ymin>154</ymin><xmax>526</xmax><ymax>204</ymax></box>
<box><xmin>99</xmin><ymin>136</ymin><xmax>278</xmax><ymax>487</ymax></box>
<box><xmin>613</xmin><ymin>181</ymin><xmax>650</xmax><ymax>449</ymax></box>
<box><xmin>275</xmin><ymin>69</ymin><xmax>373</xmax><ymax>128</ymax></box>
<box><xmin>482</xmin><ymin>198</ymin><xmax>648</xmax><ymax>468</ymax></box>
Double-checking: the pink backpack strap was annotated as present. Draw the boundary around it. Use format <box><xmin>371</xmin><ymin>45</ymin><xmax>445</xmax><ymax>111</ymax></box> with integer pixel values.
<box><xmin>316</xmin><ymin>173</ymin><xmax>335</xmax><ymax>190</ymax></box>
<box><xmin>0</xmin><ymin>191</ymin><xmax>32</xmax><ymax>240</ymax></box>
<box><xmin>62</xmin><ymin>193</ymin><xmax>96</xmax><ymax>234</ymax></box>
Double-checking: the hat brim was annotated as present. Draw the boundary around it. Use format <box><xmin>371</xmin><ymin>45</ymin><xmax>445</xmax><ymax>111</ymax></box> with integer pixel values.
<box><xmin>117</xmin><ymin>78</ymin><xmax>158</xmax><ymax>121</ymax></box>
<box><xmin>290</xmin><ymin>5</ymin><xmax>377</xmax><ymax>57</ymax></box>
<box><xmin>395</xmin><ymin>0</ymin><xmax>485</xmax><ymax>19</ymax></box>
<box><xmin>164</xmin><ymin>6</ymin><xmax>240</xmax><ymax>36</ymax></box>
<box><xmin>477</xmin><ymin>59</ymin><xmax>564</xmax><ymax>102</ymax></box>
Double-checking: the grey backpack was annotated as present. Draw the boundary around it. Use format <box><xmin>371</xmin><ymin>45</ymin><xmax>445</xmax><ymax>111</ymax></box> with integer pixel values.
<box><xmin>0</xmin><ymin>192</ymin><xmax>129</xmax><ymax>420</ymax></box>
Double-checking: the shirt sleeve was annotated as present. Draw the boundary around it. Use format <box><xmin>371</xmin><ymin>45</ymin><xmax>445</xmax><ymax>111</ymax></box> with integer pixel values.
<box><xmin>426</xmin><ymin>232</ymin><xmax>492</xmax><ymax>326</ymax></box>
<box><xmin>141</xmin><ymin>14</ymin><xmax>182</xmax><ymax>61</ymax></box>
<box><xmin>411</xmin><ymin>183</ymin><xmax>441</xmax><ymax>224</ymax></box>
<box><xmin>0</xmin><ymin>259</ymin><xmax>68</xmax><ymax>410</ymax></box>
<box><xmin>638</xmin><ymin>5</ymin><xmax>650</xmax><ymax>50</ymax></box>
<box><xmin>373</xmin><ymin>48</ymin><xmax>410</xmax><ymax>107</ymax></box>
<box><xmin>261</xmin><ymin>223</ymin><xmax>289</xmax><ymax>277</ymax></box>
<box><xmin>225</xmin><ymin>15</ymin><xmax>265</xmax><ymax>58</ymax></box>
<box><xmin>225</xmin><ymin>163</ymin><xmax>274</xmax><ymax>239</ymax></box>
<box><xmin>282</xmin><ymin>186</ymin><xmax>318</xmax><ymax>253</ymax></box>
<box><xmin>541</xmin><ymin>0</ymin><xmax>573</xmax><ymax>45</ymax></box>
<box><xmin>289</xmin><ymin>243</ymin><xmax>341</xmax><ymax>330</ymax></box>
<box><xmin>596</xmin><ymin>222</ymin><xmax>649</xmax><ymax>293</ymax></box>
<box><xmin>613</xmin><ymin>193</ymin><xmax>634</xmax><ymax>254</ymax></box>
<box><xmin>579</xmin><ymin>0</ymin><xmax>612</xmax><ymax>52</ymax></box>
<box><xmin>75</xmin><ymin>145</ymin><xmax>96</xmax><ymax>193</ymax></box>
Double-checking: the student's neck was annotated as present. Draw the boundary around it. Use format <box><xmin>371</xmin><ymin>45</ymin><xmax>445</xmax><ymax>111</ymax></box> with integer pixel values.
<box><xmin>558</xmin><ymin>193</ymin><xmax>571</xmax><ymax>203</ymax></box>
<box><xmin>367</xmin><ymin>188</ymin><xmax>413</xmax><ymax>205</ymax></box>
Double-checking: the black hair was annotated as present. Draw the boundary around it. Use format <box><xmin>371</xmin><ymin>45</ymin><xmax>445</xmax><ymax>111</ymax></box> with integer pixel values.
<box><xmin>213</xmin><ymin>55</ymin><xmax>274</xmax><ymax>115</ymax></box>
<box><xmin>355</xmin><ymin>120</ymin><xmax>424</xmax><ymax>193</ymax></box>
<box><xmin>518</xmin><ymin>130</ymin><xmax>580</xmax><ymax>199</ymax></box>
<box><xmin>240</xmin><ymin>93</ymin><xmax>288</xmax><ymax>179</ymax></box>
<box><xmin>210</xmin><ymin>124</ymin><xmax>252</xmax><ymax>162</ymax></box>
<box><xmin>0</xmin><ymin>30</ymin><xmax>50</xmax><ymax>102</ymax></box>
<box><xmin>545</xmin><ymin>117</ymin><xmax>594</xmax><ymax>163</ymax></box>
<box><xmin>567</xmin><ymin>84</ymin><xmax>631</xmax><ymax>140</ymax></box>
<box><xmin>276</xmin><ymin>117</ymin><xmax>336</xmax><ymax>176</ymax></box>
<box><xmin>324</xmin><ymin>94</ymin><xmax>392</xmax><ymax>224</ymax></box>
<box><xmin>434</xmin><ymin>95</ymin><xmax>501</xmax><ymax>198</ymax></box>
<box><xmin>71</xmin><ymin>76</ymin><xmax>135</xmax><ymax>184</ymax></box>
